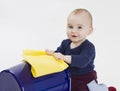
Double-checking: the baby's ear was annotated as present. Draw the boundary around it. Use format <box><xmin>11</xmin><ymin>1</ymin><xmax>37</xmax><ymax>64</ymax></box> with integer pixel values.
<box><xmin>88</xmin><ymin>27</ymin><xmax>93</xmax><ymax>35</ymax></box>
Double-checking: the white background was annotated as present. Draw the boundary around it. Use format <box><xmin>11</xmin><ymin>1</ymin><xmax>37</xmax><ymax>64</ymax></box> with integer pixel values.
<box><xmin>0</xmin><ymin>0</ymin><xmax>120</xmax><ymax>90</ymax></box>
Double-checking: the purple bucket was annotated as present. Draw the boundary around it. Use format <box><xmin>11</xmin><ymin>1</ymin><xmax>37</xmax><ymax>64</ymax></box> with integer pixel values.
<box><xmin>0</xmin><ymin>62</ymin><xmax>71</xmax><ymax>91</ymax></box>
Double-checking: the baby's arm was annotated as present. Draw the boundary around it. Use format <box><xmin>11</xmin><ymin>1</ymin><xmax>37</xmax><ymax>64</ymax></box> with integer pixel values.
<box><xmin>46</xmin><ymin>49</ymin><xmax>71</xmax><ymax>64</ymax></box>
<box><xmin>54</xmin><ymin>52</ymin><xmax>71</xmax><ymax>64</ymax></box>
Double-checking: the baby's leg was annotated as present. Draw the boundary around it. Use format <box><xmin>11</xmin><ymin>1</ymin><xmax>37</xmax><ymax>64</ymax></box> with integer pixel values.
<box><xmin>71</xmin><ymin>79</ymin><xmax>89</xmax><ymax>91</ymax></box>
<box><xmin>77</xmin><ymin>84</ymin><xmax>89</xmax><ymax>91</ymax></box>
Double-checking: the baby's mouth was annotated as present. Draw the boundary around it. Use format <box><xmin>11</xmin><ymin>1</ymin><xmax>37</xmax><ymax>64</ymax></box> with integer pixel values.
<box><xmin>71</xmin><ymin>35</ymin><xmax>77</xmax><ymax>37</ymax></box>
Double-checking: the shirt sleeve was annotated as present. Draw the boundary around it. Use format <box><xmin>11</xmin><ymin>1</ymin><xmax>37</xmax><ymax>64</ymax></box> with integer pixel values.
<box><xmin>70</xmin><ymin>44</ymin><xmax>95</xmax><ymax>68</ymax></box>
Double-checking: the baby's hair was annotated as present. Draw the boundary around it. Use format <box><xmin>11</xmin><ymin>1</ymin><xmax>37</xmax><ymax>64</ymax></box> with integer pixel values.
<box><xmin>68</xmin><ymin>8</ymin><xmax>93</xmax><ymax>27</ymax></box>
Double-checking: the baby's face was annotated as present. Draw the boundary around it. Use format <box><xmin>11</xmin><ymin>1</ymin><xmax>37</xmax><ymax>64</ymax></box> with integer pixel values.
<box><xmin>66</xmin><ymin>12</ymin><xmax>93</xmax><ymax>43</ymax></box>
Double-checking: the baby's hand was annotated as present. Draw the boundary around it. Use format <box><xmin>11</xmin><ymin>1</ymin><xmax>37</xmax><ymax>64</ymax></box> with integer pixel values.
<box><xmin>54</xmin><ymin>52</ymin><xmax>71</xmax><ymax>64</ymax></box>
<box><xmin>45</xmin><ymin>49</ymin><xmax>54</xmax><ymax>55</ymax></box>
<box><xmin>54</xmin><ymin>52</ymin><xmax>64</xmax><ymax>60</ymax></box>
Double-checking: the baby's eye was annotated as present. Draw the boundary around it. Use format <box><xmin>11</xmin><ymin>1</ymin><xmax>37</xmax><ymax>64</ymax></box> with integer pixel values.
<box><xmin>78</xmin><ymin>26</ymin><xmax>82</xmax><ymax>29</ymax></box>
<box><xmin>68</xmin><ymin>26</ymin><xmax>73</xmax><ymax>29</ymax></box>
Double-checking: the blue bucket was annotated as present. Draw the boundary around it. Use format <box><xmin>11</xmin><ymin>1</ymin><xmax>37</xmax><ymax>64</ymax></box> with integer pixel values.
<box><xmin>0</xmin><ymin>62</ymin><xmax>71</xmax><ymax>91</ymax></box>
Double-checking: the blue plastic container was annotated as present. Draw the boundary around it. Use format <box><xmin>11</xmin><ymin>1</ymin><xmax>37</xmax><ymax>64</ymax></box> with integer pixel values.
<box><xmin>0</xmin><ymin>62</ymin><xmax>71</xmax><ymax>91</ymax></box>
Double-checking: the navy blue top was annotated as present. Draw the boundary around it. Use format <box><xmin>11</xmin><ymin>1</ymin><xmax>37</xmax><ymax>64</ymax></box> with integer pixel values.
<box><xmin>55</xmin><ymin>39</ymin><xmax>95</xmax><ymax>75</ymax></box>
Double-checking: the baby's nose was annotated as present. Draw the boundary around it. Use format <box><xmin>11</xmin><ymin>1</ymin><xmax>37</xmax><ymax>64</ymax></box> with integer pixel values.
<box><xmin>71</xmin><ymin>28</ymin><xmax>77</xmax><ymax>32</ymax></box>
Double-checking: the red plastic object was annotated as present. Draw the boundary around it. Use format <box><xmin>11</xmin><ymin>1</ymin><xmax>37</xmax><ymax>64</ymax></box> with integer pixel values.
<box><xmin>108</xmin><ymin>86</ymin><xmax>117</xmax><ymax>91</ymax></box>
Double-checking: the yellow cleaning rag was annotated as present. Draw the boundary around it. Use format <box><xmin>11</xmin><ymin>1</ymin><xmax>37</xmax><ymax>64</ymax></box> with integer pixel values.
<box><xmin>23</xmin><ymin>50</ymin><xmax>68</xmax><ymax>78</ymax></box>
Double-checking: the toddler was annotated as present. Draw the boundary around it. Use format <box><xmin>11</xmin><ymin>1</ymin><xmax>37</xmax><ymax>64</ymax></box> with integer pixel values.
<box><xmin>46</xmin><ymin>8</ymin><xmax>116</xmax><ymax>91</ymax></box>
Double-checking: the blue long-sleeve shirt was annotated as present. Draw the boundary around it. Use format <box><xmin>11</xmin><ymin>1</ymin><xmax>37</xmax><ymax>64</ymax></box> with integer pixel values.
<box><xmin>55</xmin><ymin>39</ymin><xmax>95</xmax><ymax>75</ymax></box>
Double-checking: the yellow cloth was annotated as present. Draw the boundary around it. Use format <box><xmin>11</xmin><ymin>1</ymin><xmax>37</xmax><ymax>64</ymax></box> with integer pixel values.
<box><xmin>23</xmin><ymin>50</ymin><xmax>68</xmax><ymax>78</ymax></box>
